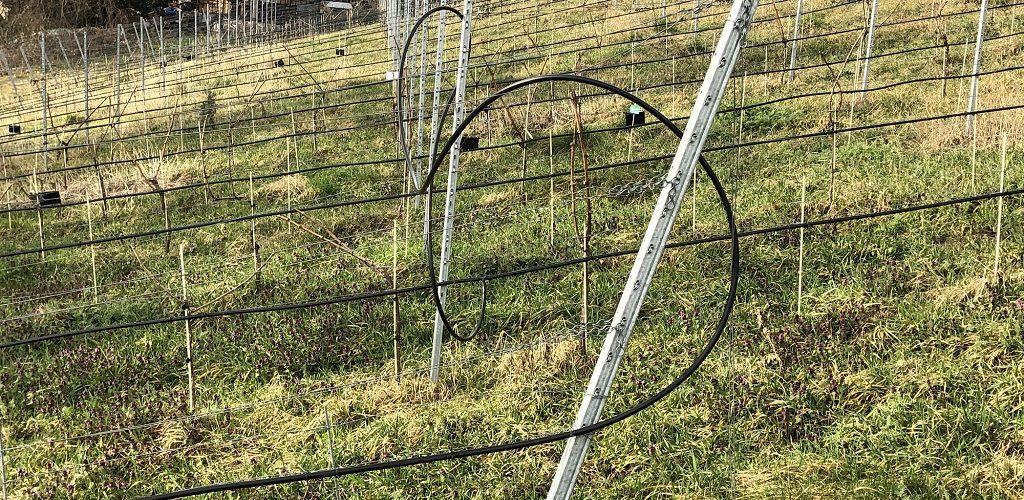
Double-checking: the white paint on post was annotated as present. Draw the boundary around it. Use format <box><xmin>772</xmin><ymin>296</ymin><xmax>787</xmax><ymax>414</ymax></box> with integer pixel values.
<box><xmin>788</xmin><ymin>0</ymin><xmax>804</xmax><ymax>81</ymax></box>
<box><xmin>424</xmin><ymin>1</ymin><xmax>450</xmax><ymax>246</ymax></box>
<box><xmin>115</xmin><ymin>25</ymin><xmax>122</xmax><ymax>131</ymax></box>
<box><xmin>965</xmin><ymin>0</ymin><xmax>989</xmax><ymax>136</ymax></box>
<box><xmin>137</xmin><ymin>19</ymin><xmax>146</xmax><ymax>93</ymax></box>
<box><xmin>430</xmin><ymin>0</ymin><xmax>473</xmax><ymax>383</ymax></box>
<box><xmin>547</xmin><ymin>0</ymin><xmax>758</xmax><ymax>496</ymax></box>
<box><xmin>414</xmin><ymin>0</ymin><xmax>429</xmax><ymax>205</ymax></box>
<box><xmin>860</xmin><ymin>0</ymin><xmax>879</xmax><ymax>96</ymax></box>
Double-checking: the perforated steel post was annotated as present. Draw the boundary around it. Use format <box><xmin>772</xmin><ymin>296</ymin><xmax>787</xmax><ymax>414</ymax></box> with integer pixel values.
<box><xmin>414</xmin><ymin>0</ymin><xmax>429</xmax><ymax>205</ymax></box>
<box><xmin>429</xmin><ymin>0</ymin><xmax>473</xmax><ymax>383</ymax></box>
<box><xmin>423</xmin><ymin>0</ymin><xmax>450</xmax><ymax>246</ymax></box>
<box><xmin>965</xmin><ymin>0</ymin><xmax>989</xmax><ymax>135</ymax></box>
<box><xmin>547</xmin><ymin>0</ymin><xmax>758</xmax><ymax>496</ymax></box>
<box><xmin>82</xmin><ymin>32</ymin><xmax>89</xmax><ymax>144</ymax></box>
<box><xmin>787</xmin><ymin>0</ymin><xmax>803</xmax><ymax>81</ymax></box>
<box><xmin>860</xmin><ymin>0</ymin><xmax>879</xmax><ymax>95</ymax></box>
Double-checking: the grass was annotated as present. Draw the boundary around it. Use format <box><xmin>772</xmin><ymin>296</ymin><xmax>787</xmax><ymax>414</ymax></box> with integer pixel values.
<box><xmin>1</xmin><ymin>0</ymin><xmax>1023</xmax><ymax>498</ymax></box>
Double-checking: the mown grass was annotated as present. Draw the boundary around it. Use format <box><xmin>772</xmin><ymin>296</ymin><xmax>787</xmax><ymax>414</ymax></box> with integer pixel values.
<box><xmin>1</xmin><ymin>0</ymin><xmax>1023</xmax><ymax>498</ymax></box>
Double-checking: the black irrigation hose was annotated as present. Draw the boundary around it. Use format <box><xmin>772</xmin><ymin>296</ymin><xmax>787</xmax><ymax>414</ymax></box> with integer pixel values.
<box><xmin>142</xmin><ymin>73</ymin><xmax>740</xmax><ymax>500</ymax></box>
<box><xmin>396</xmin><ymin>5</ymin><xmax>488</xmax><ymax>342</ymax></box>
<box><xmin>3</xmin><ymin>0</ymin><xmax>1013</xmax><ymax>173</ymax></box>
<box><xmin>1</xmin><ymin>0</ymin><xmax>743</xmax><ymax>151</ymax></box>
<box><xmin>418</xmin><ymin>74</ymin><xmax>719</xmax><ymax>343</ymax></box>
<box><xmin>3</xmin><ymin>97</ymin><xmax>1022</xmax><ymax>259</ymax></box>
<box><xmin>0</xmin><ymin>0</ymin><xmax>830</xmax><ymax>160</ymax></box>
<box><xmin>397</xmin><ymin>5</ymin><xmax>465</xmax><ymax>191</ymax></box>
<box><xmin>0</xmin><ymin>0</ymin><xmax>526</xmax><ymax>120</ymax></box>
<box><xmin>0</xmin><ymin>0</ymin><xmax>627</xmax><ymax>141</ymax></box>
<box><xmin>3</xmin><ymin>181</ymin><xmax>1021</xmax><ymax>351</ymax></box>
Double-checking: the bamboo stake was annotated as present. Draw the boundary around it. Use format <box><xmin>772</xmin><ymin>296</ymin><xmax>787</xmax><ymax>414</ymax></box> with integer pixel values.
<box><xmin>392</xmin><ymin>220</ymin><xmax>401</xmax><ymax>380</ymax></box>
<box><xmin>325</xmin><ymin>408</ymin><xmax>340</xmax><ymax>500</ymax></box>
<box><xmin>736</xmin><ymin>73</ymin><xmax>746</xmax><ymax>206</ymax></box>
<box><xmin>994</xmin><ymin>133</ymin><xmax>1006</xmax><ymax>276</ymax></box>
<box><xmin>569</xmin><ymin>93</ymin><xmax>591</xmax><ymax>352</ymax></box>
<box><xmin>87</xmin><ymin>194</ymin><xmax>98</xmax><ymax>303</ymax></box>
<box><xmin>0</xmin><ymin>423</ymin><xmax>8</xmax><ymax>500</ymax></box>
<box><xmin>199</xmin><ymin>119</ymin><xmax>209</xmax><ymax>204</ymax></box>
<box><xmin>2</xmin><ymin>160</ymin><xmax>10</xmax><ymax>230</ymax></box>
<box><xmin>179</xmin><ymin>242</ymin><xmax>195</xmax><ymax>412</ymax></box>
<box><xmin>797</xmin><ymin>176</ymin><xmax>806</xmax><ymax>315</ymax></box>
<box><xmin>971</xmin><ymin>120</ymin><xmax>978</xmax><ymax>191</ymax></box>
<box><xmin>250</xmin><ymin>173</ymin><xmax>260</xmax><ymax>289</ymax></box>
<box><xmin>830</xmin><ymin>106</ymin><xmax>838</xmax><ymax>211</ymax></box>
<box><xmin>285</xmin><ymin>124</ymin><xmax>293</xmax><ymax>234</ymax></box>
<box><xmin>549</xmin><ymin>129</ymin><xmax>555</xmax><ymax>247</ymax></box>
<box><xmin>691</xmin><ymin>162</ymin><xmax>697</xmax><ymax>234</ymax></box>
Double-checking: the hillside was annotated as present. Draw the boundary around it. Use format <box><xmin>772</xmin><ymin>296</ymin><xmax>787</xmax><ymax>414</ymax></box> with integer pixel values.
<box><xmin>0</xmin><ymin>0</ymin><xmax>1022</xmax><ymax>497</ymax></box>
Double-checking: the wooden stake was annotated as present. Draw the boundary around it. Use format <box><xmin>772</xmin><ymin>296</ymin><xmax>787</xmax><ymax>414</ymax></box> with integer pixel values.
<box><xmin>392</xmin><ymin>219</ymin><xmax>401</xmax><ymax>380</ymax></box>
<box><xmin>199</xmin><ymin>119</ymin><xmax>210</xmax><ymax>204</ymax></box>
<box><xmin>161</xmin><ymin>190</ymin><xmax>171</xmax><ymax>253</ymax></box>
<box><xmin>311</xmin><ymin>92</ymin><xmax>318</xmax><ymax>152</ymax></box>
<box><xmin>691</xmin><ymin>163</ymin><xmax>697</xmax><ymax>234</ymax></box>
<box><xmin>36</xmin><ymin>206</ymin><xmax>45</xmax><ymax>259</ymax></box>
<box><xmin>569</xmin><ymin>92</ymin><xmax>591</xmax><ymax>353</ymax></box>
<box><xmin>941</xmin><ymin>34</ymin><xmax>949</xmax><ymax>99</ymax></box>
<box><xmin>249</xmin><ymin>105</ymin><xmax>257</xmax><ymax>142</ymax></box>
<box><xmin>86</xmin><ymin>194</ymin><xmax>98</xmax><ymax>303</ymax></box>
<box><xmin>0</xmin><ymin>421</ymin><xmax>8</xmax><ymax>500</ymax></box>
<box><xmin>672</xmin><ymin>56</ymin><xmax>678</xmax><ymax>115</ymax></box>
<box><xmin>797</xmin><ymin>176</ymin><xmax>806</xmax><ymax>316</ymax></box>
<box><xmin>290</xmin><ymin>108</ymin><xmax>299</xmax><ymax>168</ymax></box>
<box><xmin>549</xmin><ymin>129</ymin><xmax>555</xmax><ymax>248</ymax></box>
<box><xmin>971</xmin><ymin>121</ymin><xmax>978</xmax><ymax>192</ymax></box>
<box><xmin>285</xmin><ymin>134</ymin><xmax>292</xmax><ymax>235</ymax></box>
<box><xmin>830</xmin><ymin>108</ymin><xmax>838</xmax><ymax>211</ymax></box>
<box><xmin>179</xmin><ymin>241</ymin><xmax>195</xmax><ymax>412</ymax></box>
<box><xmin>994</xmin><ymin>133</ymin><xmax>1006</xmax><ymax>276</ymax></box>
<box><xmin>324</xmin><ymin>408</ymin><xmax>340</xmax><ymax>500</ymax></box>
<box><xmin>736</xmin><ymin>73</ymin><xmax>746</xmax><ymax>208</ymax></box>
<box><xmin>249</xmin><ymin>173</ymin><xmax>260</xmax><ymax>289</ymax></box>
<box><xmin>2</xmin><ymin>160</ymin><xmax>10</xmax><ymax>230</ymax></box>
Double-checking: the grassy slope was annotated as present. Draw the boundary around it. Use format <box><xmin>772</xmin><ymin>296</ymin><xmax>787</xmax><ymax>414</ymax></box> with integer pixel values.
<box><xmin>1</xmin><ymin>0</ymin><xmax>1023</xmax><ymax>497</ymax></box>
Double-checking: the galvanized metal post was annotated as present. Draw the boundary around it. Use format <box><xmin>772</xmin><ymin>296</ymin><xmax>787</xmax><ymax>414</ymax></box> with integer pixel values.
<box><xmin>115</xmin><ymin>24</ymin><xmax>122</xmax><ymax>131</ymax></box>
<box><xmin>194</xmin><ymin>8</ymin><xmax>199</xmax><ymax>62</ymax></box>
<box><xmin>0</xmin><ymin>50</ymin><xmax>23</xmax><ymax>120</ymax></box>
<box><xmin>137</xmin><ymin>18</ymin><xmax>146</xmax><ymax>92</ymax></box>
<box><xmin>52</xmin><ymin>34</ymin><xmax>70</xmax><ymax>82</ymax></box>
<box><xmin>414</xmin><ymin>0</ymin><xmax>429</xmax><ymax>203</ymax></box>
<box><xmin>860</xmin><ymin>0</ymin><xmax>879</xmax><ymax>96</ymax></box>
<box><xmin>429</xmin><ymin>0</ymin><xmax>473</xmax><ymax>383</ymax></box>
<box><xmin>546</xmin><ymin>0</ymin><xmax>758</xmax><ymax>496</ymax></box>
<box><xmin>17</xmin><ymin>46</ymin><xmax>33</xmax><ymax>81</ymax></box>
<box><xmin>787</xmin><ymin>0</ymin><xmax>803</xmax><ymax>81</ymax></box>
<box><xmin>208</xmin><ymin>8</ymin><xmax>213</xmax><ymax>55</ymax></box>
<box><xmin>965</xmin><ymin>0</ymin><xmax>989</xmax><ymax>136</ymax></box>
<box><xmin>159</xmin><ymin>17</ymin><xmax>166</xmax><ymax>90</ymax></box>
<box><xmin>178</xmin><ymin>10</ymin><xmax>183</xmax><ymax>64</ymax></box>
<box><xmin>40</xmin><ymin>33</ymin><xmax>49</xmax><ymax>181</ymax></box>
<box><xmin>82</xmin><ymin>32</ymin><xmax>90</xmax><ymax>144</ymax></box>
<box><xmin>424</xmin><ymin>0</ymin><xmax>450</xmax><ymax>245</ymax></box>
